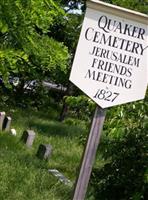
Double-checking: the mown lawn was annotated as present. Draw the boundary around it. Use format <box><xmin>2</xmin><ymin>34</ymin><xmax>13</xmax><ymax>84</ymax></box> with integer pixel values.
<box><xmin>0</xmin><ymin>105</ymin><xmax>89</xmax><ymax>200</ymax></box>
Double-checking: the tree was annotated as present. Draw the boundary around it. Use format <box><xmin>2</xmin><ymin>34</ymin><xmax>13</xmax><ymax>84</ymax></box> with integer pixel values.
<box><xmin>89</xmin><ymin>100</ymin><xmax>148</xmax><ymax>200</ymax></box>
<box><xmin>0</xmin><ymin>0</ymin><xmax>69</xmax><ymax>100</ymax></box>
<box><xmin>111</xmin><ymin>0</ymin><xmax>148</xmax><ymax>14</ymax></box>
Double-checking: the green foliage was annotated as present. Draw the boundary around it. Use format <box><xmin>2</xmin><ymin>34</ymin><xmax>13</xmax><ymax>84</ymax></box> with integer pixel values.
<box><xmin>111</xmin><ymin>0</ymin><xmax>148</xmax><ymax>14</ymax></box>
<box><xmin>49</xmin><ymin>12</ymin><xmax>83</xmax><ymax>54</ymax></box>
<box><xmin>64</xmin><ymin>95</ymin><xmax>95</xmax><ymax>120</ymax></box>
<box><xmin>0</xmin><ymin>0</ymin><xmax>69</xmax><ymax>90</ymax></box>
<box><xmin>64</xmin><ymin>117</ymin><xmax>88</xmax><ymax>130</ymax></box>
<box><xmin>89</xmin><ymin>98</ymin><xmax>148</xmax><ymax>200</ymax></box>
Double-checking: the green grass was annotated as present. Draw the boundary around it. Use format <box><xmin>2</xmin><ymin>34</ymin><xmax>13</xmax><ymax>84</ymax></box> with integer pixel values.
<box><xmin>0</xmin><ymin>106</ymin><xmax>87</xmax><ymax>200</ymax></box>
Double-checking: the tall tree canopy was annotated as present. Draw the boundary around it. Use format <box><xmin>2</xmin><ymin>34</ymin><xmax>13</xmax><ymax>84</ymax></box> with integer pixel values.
<box><xmin>0</xmin><ymin>0</ymin><xmax>69</xmax><ymax>88</ymax></box>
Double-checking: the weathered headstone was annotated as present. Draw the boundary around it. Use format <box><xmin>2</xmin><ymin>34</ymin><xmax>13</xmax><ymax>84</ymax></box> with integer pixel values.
<box><xmin>3</xmin><ymin>116</ymin><xmax>12</xmax><ymax>132</ymax></box>
<box><xmin>21</xmin><ymin>130</ymin><xmax>36</xmax><ymax>147</ymax></box>
<box><xmin>48</xmin><ymin>169</ymin><xmax>72</xmax><ymax>186</ymax></box>
<box><xmin>36</xmin><ymin>144</ymin><xmax>52</xmax><ymax>160</ymax></box>
<box><xmin>0</xmin><ymin>112</ymin><xmax>6</xmax><ymax>131</ymax></box>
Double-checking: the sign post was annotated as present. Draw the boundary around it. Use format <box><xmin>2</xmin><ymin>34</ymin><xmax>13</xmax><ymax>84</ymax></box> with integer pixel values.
<box><xmin>70</xmin><ymin>0</ymin><xmax>148</xmax><ymax>199</ymax></box>
<box><xmin>72</xmin><ymin>106</ymin><xmax>106</xmax><ymax>200</ymax></box>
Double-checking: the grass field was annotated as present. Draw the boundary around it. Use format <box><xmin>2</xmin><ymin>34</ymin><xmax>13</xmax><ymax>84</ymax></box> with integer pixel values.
<box><xmin>0</xmin><ymin>105</ymin><xmax>90</xmax><ymax>200</ymax></box>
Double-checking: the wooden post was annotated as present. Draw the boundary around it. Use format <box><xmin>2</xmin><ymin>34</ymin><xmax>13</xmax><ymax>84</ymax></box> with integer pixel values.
<box><xmin>72</xmin><ymin>106</ymin><xmax>106</xmax><ymax>200</ymax></box>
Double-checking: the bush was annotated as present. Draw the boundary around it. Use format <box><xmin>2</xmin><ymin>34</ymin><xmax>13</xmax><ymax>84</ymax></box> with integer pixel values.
<box><xmin>89</xmin><ymin>100</ymin><xmax>148</xmax><ymax>200</ymax></box>
<box><xmin>64</xmin><ymin>95</ymin><xmax>95</xmax><ymax>121</ymax></box>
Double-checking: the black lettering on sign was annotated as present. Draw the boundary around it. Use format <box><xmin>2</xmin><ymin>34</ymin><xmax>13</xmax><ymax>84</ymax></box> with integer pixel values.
<box><xmin>94</xmin><ymin>89</ymin><xmax>119</xmax><ymax>102</ymax></box>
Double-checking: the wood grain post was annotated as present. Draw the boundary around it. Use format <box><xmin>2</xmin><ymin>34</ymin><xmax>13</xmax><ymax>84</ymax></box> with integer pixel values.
<box><xmin>72</xmin><ymin>106</ymin><xmax>106</xmax><ymax>200</ymax></box>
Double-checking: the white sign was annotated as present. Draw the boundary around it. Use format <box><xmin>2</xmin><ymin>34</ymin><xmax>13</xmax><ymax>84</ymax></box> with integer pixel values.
<box><xmin>70</xmin><ymin>0</ymin><xmax>148</xmax><ymax>108</ymax></box>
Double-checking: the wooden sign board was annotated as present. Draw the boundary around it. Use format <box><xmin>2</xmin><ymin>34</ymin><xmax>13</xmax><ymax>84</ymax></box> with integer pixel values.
<box><xmin>70</xmin><ymin>0</ymin><xmax>148</xmax><ymax>108</ymax></box>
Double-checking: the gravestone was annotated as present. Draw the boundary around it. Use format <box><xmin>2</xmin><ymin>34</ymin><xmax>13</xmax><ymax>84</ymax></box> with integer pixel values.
<box><xmin>3</xmin><ymin>116</ymin><xmax>12</xmax><ymax>132</ymax></box>
<box><xmin>0</xmin><ymin>112</ymin><xmax>6</xmax><ymax>131</ymax></box>
<box><xmin>48</xmin><ymin>169</ymin><xmax>72</xmax><ymax>186</ymax></box>
<box><xmin>21</xmin><ymin>130</ymin><xmax>36</xmax><ymax>147</ymax></box>
<box><xmin>10</xmin><ymin>128</ymin><xmax>17</xmax><ymax>136</ymax></box>
<box><xmin>36</xmin><ymin>144</ymin><xmax>52</xmax><ymax>160</ymax></box>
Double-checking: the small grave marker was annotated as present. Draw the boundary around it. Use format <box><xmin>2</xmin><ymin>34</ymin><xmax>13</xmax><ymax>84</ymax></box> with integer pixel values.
<box><xmin>3</xmin><ymin>116</ymin><xmax>12</xmax><ymax>132</ymax></box>
<box><xmin>36</xmin><ymin>144</ymin><xmax>52</xmax><ymax>160</ymax></box>
<box><xmin>48</xmin><ymin>169</ymin><xmax>72</xmax><ymax>186</ymax></box>
<box><xmin>21</xmin><ymin>130</ymin><xmax>36</xmax><ymax>147</ymax></box>
<box><xmin>0</xmin><ymin>112</ymin><xmax>6</xmax><ymax>131</ymax></box>
<box><xmin>10</xmin><ymin>128</ymin><xmax>17</xmax><ymax>136</ymax></box>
